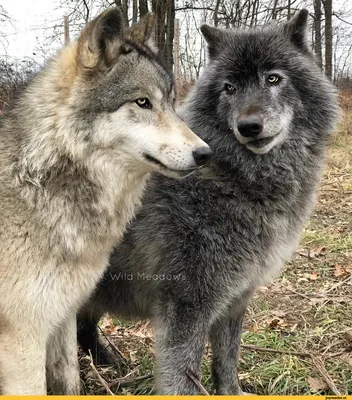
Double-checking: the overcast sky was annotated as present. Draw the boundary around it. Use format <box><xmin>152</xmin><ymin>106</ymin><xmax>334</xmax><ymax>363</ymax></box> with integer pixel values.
<box><xmin>1</xmin><ymin>0</ymin><xmax>65</xmax><ymax>61</ymax></box>
<box><xmin>1</xmin><ymin>0</ymin><xmax>352</xmax><ymax>68</ymax></box>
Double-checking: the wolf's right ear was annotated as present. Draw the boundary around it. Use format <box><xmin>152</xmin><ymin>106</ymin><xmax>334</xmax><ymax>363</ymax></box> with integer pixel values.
<box><xmin>126</xmin><ymin>13</ymin><xmax>157</xmax><ymax>53</ymax></box>
<box><xmin>200</xmin><ymin>25</ymin><xmax>224</xmax><ymax>59</ymax></box>
<box><xmin>284</xmin><ymin>9</ymin><xmax>310</xmax><ymax>53</ymax></box>
<box><xmin>77</xmin><ymin>8</ymin><xmax>125</xmax><ymax>70</ymax></box>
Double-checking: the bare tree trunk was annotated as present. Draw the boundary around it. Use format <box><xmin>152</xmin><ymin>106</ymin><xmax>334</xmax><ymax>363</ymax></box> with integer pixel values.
<box><xmin>82</xmin><ymin>0</ymin><xmax>90</xmax><ymax>23</ymax></box>
<box><xmin>213</xmin><ymin>0</ymin><xmax>221</xmax><ymax>27</ymax></box>
<box><xmin>272</xmin><ymin>0</ymin><xmax>279</xmax><ymax>20</ymax></box>
<box><xmin>132</xmin><ymin>0</ymin><xmax>137</xmax><ymax>23</ymax></box>
<box><xmin>242</xmin><ymin>0</ymin><xmax>252</xmax><ymax>26</ymax></box>
<box><xmin>314</xmin><ymin>0</ymin><xmax>323</xmax><ymax>68</ymax></box>
<box><xmin>323</xmin><ymin>0</ymin><xmax>333</xmax><ymax>80</ymax></box>
<box><xmin>139</xmin><ymin>0</ymin><xmax>148</xmax><ymax>17</ymax></box>
<box><xmin>165</xmin><ymin>0</ymin><xmax>175</xmax><ymax>70</ymax></box>
<box><xmin>115</xmin><ymin>0</ymin><xmax>129</xmax><ymax>26</ymax></box>
<box><xmin>122</xmin><ymin>0</ymin><xmax>129</xmax><ymax>26</ymax></box>
<box><xmin>152</xmin><ymin>0</ymin><xmax>166</xmax><ymax>64</ymax></box>
<box><xmin>64</xmin><ymin>15</ymin><xmax>70</xmax><ymax>45</ymax></box>
<box><xmin>173</xmin><ymin>18</ymin><xmax>180</xmax><ymax>97</ymax></box>
<box><xmin>152</xmin><ymin>0</ymin><xmax>174</xmax><ymax>71</ymax></box>
<box><xmin>287</xmin><ymin>0</ymin><xmax>291</xmax><ymax>20</ymax></box>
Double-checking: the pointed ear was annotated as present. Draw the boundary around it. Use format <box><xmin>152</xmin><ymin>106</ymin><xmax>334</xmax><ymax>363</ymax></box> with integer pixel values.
<box><xmin>126</xmin><ymin>13</ymin><xmax>157</xmax><ymax>53</ymax></box>
<box><xmin>284</xmin><ymin>9</ymin><xmax>310</xmax><ymax>53</ymax></box>
<box><xmin>200</xmin><ymin>25</ymin><xmax>225</xmax><ymax>59</ymax></box>
<box><xmin>77</xmin><ymin>8</ymin><xmax>125</xmax><ymax>70</ymax></box>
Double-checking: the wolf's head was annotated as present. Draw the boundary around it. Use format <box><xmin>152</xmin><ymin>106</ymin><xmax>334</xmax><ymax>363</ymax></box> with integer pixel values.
<box><xmin>197</xmin><ymin>10</ymin><xmax>338</xmax><ymax>155</ymax></box>
<box><xmin>57</xmin><ymin>9</ymin><xmax>211</xmax><ymax>178</ymax></box>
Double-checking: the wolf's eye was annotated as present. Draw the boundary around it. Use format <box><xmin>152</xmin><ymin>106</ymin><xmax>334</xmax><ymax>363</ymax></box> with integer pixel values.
<box><xmin>136</xmin><ymin>98</ymin><xmax>152</xmax><ymax>109</ymax></box>
<box><xmin>267</xmin><ymin>75</ymin><xmax>281</xmax><ymax>85</ymax></box>
<box><xmin>225</xmin><ymin>83</ymin><xmax>236</xmax><ymax>93</ymax></box>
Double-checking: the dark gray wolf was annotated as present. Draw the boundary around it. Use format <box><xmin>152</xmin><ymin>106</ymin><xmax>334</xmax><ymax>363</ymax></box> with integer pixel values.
<box><xmin>78</xmin><ymin>10</ymin><xmax>339</xmax><ymax>394</ymax></box>
<box><xmin>0</xmin><ymin>8</ymin><xmax>210</xmax><ymax>395</ymax></box>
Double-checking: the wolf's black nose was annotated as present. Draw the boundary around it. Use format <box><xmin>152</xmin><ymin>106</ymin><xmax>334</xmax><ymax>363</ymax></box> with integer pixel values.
<box><xmin>193</xmin><ymin>146</ymin><xmax>212</xmax><ymax>166</ymax></box>
<box><xmin>237</xmin><ymin>116</ymin><xmax>263</xmax><ymax>137</ymax></box>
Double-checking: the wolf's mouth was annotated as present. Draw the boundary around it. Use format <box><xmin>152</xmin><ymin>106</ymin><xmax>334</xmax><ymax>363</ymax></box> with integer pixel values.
<box><xmin>144</xmin><ymin>154</ymin><xmax>166</xmax><ymax>168</ymax></box>
<box><xmin>246</xmin><ymin>136</ymin><xmax>275</xmax><ymax>148</ymax></box>
<box><xmin>143</xmin><ymin>154</ymin><xmax>197</xmax><ymax>176</ymax></box>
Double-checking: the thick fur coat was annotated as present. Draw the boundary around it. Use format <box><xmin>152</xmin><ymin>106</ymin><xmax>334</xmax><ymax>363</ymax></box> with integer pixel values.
<box><xmin>78</xmin><ymin>10</ymin><xmax>339</xmax><ymax>394</ymax></box>
<box><xmin>0</xmin><ymin>9</ymin><xmax>209</xmax><ymax>395</ymax></box>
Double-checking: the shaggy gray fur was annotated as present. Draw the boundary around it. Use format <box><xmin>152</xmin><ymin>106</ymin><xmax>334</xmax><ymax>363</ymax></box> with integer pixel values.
<box><xmin>78</xmin><ymin>10</ymin><xmax>339</xmax><ymax>394</ymax></box>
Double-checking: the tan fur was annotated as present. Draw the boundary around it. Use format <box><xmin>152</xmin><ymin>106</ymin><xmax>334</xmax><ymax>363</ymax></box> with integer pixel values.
<box><xmin>57</xmin><ymin>43</ymin><xmax>78</xmax><ymax>96</ymax></box>
<box><xmin>0</xmin><ymin>9</ymin><xmax>209</xmax><ymax>395</ymax></box>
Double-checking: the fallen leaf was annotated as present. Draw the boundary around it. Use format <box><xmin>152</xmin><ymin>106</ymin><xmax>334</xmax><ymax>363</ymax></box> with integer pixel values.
<box><xmin>309</xmin><ymin>271</ymin><xmax>319</xmax><ymax>281</ymax></box>
<box><xmin>344</xmin><ymin>330</ymin><xmax>352</xmax><ymax>344</ymax></box>
<box><xmin>333</xmin><ymin>264</ymin><xmax>350</xmax><ymax>277</ymax></box>
<box><xmin>100</xmin><ymin>316</ymin><xmax>116</xmax><ymax>334</ymax></box>
<box><xmin>268</xmin><ymin>317</ymin><xmax>285</xmax><ymax>329</ymax></box>
<box><xmin>308</xmin><ymin>376</ymin><xmax>328</xmax><ymax>392</ymax></box>
<box><xmin>310</xmin><ymin>246</ymin><xmax>327</xmax><ymax>257</ymax></box>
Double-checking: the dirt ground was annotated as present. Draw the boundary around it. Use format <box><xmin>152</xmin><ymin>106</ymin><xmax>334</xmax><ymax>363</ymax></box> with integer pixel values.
<box><xmin>80</xmin><ymin>106</ymin><xmax>352</xmax><ymax>396</ymax></box>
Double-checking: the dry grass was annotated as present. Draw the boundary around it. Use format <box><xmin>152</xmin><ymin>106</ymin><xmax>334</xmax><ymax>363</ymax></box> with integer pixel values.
<box><xmin>80</xmin><ymin>108</ymin><xmax>352</xmax><ymax>396</ymax></box>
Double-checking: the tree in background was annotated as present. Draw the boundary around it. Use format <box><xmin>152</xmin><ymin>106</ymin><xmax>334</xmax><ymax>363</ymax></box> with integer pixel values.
<box><xmin>323</xmin><ymin>0</ymin><xmax>333</xmax><ymax>80</ymax></box>
<box><xmin>2</xmin><ymin>0</ymin><xmax>352</xmax><ymax>87</ymax></box>
<box><xmin>152</xmin><ymin>0</ymin><xmax>175</xmax><ymax>71</ymax></box>
<box><xmin>313</xmin><ymin>0</ymin><xmax>323</xmax><ymax>69</ymax></box>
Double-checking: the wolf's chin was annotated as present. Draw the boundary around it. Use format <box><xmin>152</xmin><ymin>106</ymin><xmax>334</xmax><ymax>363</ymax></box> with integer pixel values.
<box><xmin>244</xmin><ymin>132</ymin><xmax>284</xmax><ymax>154</ymax></box>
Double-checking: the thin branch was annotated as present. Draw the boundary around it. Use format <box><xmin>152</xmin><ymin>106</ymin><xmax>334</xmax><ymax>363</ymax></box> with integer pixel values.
<box><xmin>325</xmin><ymin>275</ymin><xmax>351</xmax><ymax>294</ymax></box>
<box><xmin>241</xmin><ymin>344</ymin><xmax>311</xmax><ymax>358</ymax></box>
<box><xmin>88</xmin><ymin>350</ymin><xmax>115</xmax><ymax>396</ymax></box>
<box><xmin>186</xmin><ymin>371</ymin><xmax>210</xmax><ymax>395</ymax></box>
<box><xmin>333</xmin><ymin>12</ymin><xmax>352</xmax><ymax>26</ymax></box>
<box><xmin>82</xmin><ymin>0</ymin><xmax>90</xmax><ymax>23</ymax></box>
<box><xmin>97</xmin><ymin>325</ymin><xmax>129</xmax><ymax>365</ymax></box>
<box><xmin>175</xmin><ymin>6</ymin><xmax>217</xmax><ymax>13</ymax></box>
<box><xmin>311</xmin><ymin>355</ymin><xmax>341</xmax><ymax>395</ymax></box>
<box><xmin>286</xmin><ymin>287</ymin><xmax>313</xmax><ymax>301</ymax></box>
<box><xmin>109</xmin><ymin>373</ymin><xmax>153</xmax><ymax>389</ymax></box>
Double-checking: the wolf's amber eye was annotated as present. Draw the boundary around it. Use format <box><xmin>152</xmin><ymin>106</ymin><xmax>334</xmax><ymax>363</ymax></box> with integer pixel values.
<box><xmin>225</xmin><ymin>83</ymin><xmax>236</xmax><ymax>93</ymax></box>
<box><xmin>136</xmin><ymin>98</ymin><xmax>152</xmax><ymax>109</ymax></box>
<box><xmin>267</xmin><ymin>75</ymin><xmax>281</xmax><ymax>85</ymax></box>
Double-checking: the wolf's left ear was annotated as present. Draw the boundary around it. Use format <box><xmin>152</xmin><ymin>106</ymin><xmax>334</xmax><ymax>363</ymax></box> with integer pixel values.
<box><xmin>77</xmin><ymin>8</ymin><xmax>125</xmax><ymax>69</ymax></box>
<box><xmin>284</xmin><ymin>9</ymin><xmax>310</xmax><ymax>53</ymax></box>
<box><xmin>200</xmin><ymin>25</ymin><xmax>225</xmax><ymax>59</ymax></box>
<box><xmin>126</xmin><ymin>13</ymin><xmax>157</xmax><ymax>53</ymax></box>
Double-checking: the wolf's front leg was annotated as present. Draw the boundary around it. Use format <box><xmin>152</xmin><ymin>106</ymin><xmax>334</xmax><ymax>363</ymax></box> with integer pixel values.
<box><xmin>209</xmin><ymin>296</ymin><xmax>250</xmax><ymax>395</ymax></box>
<box><xmin>154</xmin><ymin>301</ymin><xmax>209</xmax><ymax>395</ymax></box>
<box><xmin>0</xmin><ymin>328</ymin><xmax>47</xmax><ymax>394</ymax></box>
<box><xmin>46</xmin><ymin>313</ymin><xmax>80</xmax><ymax>395</ymax></box>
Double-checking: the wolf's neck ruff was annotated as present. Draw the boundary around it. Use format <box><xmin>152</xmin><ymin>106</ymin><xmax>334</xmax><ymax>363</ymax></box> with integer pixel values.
<box><xmin>3</xmin><ymin>48</ymin><xmax>146</xmax><ymax>261</ymax></box>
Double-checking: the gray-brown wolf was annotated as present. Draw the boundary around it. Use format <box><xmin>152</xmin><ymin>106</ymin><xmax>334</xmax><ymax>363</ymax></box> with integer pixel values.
<box><xmin>0</xmin><ymin>8</ymin><xmax>210</xmax><ymax>395</ymax></box>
